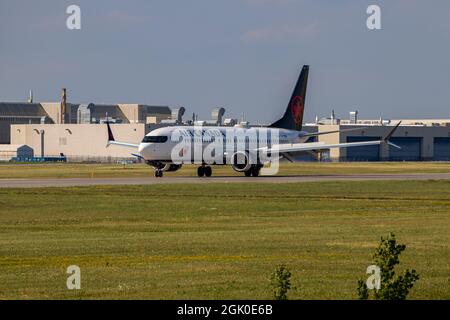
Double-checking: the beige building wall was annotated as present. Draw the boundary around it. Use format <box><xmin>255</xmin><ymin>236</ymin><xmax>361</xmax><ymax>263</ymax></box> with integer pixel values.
<box><xmin>146</xmin><ymin>115</ymin><xmax>172</xmax><ymax>124</ymax></box>
<box><xmin>118</xmin><ymin>104</ymin><xmax>172</xmax><ymax>124</ymax></box>
<box><xmin>317</xmin><ymin>125</ymin><xmax>342</xmax><ymax>159</ymax></box>
<box><xmin>40</xmin><ymin>103</ymin><xmax>61</xmax><ymax>124</ymax></box>
<box><xmin>11</xmin><ymin>124</ymin><xmax>145</xmax><ymax>158</ymax></box>
<box><xmin>118</xmin><ymin>104</ymin><xmax>140</xmax><ymax>123</ymax></box>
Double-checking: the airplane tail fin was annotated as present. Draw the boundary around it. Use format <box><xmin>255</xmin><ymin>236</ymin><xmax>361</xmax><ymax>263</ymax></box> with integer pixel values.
<box><xmin>269</xmin><ymin>65</ymin><xmax>309</xmax><ymax>131</ymax></box>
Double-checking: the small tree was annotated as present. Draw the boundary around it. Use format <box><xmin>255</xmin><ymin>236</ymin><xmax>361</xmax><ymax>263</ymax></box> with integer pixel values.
<box><xmin>357</xmin><ymin>233</ymin><xmax>419</xmax><ymax>300</ymax></box>
<box><xmin>270</xmin><ymin>264</ymin><xmax>292</xmax><ymax>300</ymax></box>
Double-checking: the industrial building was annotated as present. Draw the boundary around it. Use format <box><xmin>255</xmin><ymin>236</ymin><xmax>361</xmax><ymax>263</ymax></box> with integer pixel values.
<box><xmin>0</xmin><ymin>144</ymin><xmax>33</xmax><ymax>161</ymax></box>
<box><xmin>0</xmin><ymin>89</ymin><xmax>175</xmax><ymax>160</ymax></box>
<box><xmin>302</xmin><ymin>124</ymin><xmax>450</xmax><ymax>161</ymax></box>
<box><xmin>0</xmin><ymin>89</ymin><xmax>172</xmax><ymax>143</ymax></box>
<box><xmin>304</xmin><ymin>112</ymin><xmax>450</xmax><ymax>161</ymax></box>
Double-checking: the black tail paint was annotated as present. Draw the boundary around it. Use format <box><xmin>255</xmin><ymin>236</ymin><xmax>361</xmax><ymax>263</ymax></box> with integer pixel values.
<box><xmin>269</xmin><ymin>65</ymin><xmax>309</xmax><ymax>131</ymax></box>
<box><xmin>106</xmin><ymin>121</ymin><xmax>115</xmax><ymax>142</ymax></box>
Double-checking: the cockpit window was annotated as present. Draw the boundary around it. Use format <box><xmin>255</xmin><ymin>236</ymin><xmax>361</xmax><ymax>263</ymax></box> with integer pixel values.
<box><xmin>142</xmin><ymin>135</ymin><xmax>168</xmax><ymax>143</ymax></box>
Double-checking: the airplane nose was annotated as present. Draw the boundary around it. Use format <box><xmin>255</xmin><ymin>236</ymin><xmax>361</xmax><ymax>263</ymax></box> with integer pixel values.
<box><xmin>138</xmin><ymin>143</ymin><xmax>154</xmax><ymax>159</ymax></box>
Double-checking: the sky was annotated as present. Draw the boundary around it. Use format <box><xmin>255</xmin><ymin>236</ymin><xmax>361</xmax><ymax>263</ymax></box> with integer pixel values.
<box><xmin>1</xmin><ymin>0</ymin><xmax>450</xmax><ymax>123</ymax></box>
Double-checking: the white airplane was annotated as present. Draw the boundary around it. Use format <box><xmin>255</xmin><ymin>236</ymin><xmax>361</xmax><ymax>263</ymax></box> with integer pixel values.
<box><xmin>107</xmin><ymin>65</ymin><xmax>401</xmax><ymax>177</ymax></box>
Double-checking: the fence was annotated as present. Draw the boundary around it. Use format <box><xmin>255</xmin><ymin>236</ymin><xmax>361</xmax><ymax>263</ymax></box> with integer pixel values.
<box><xmin>9</xmin><ymin>155</ymin><xmax>141</xmax><ymax>164</ymax></box>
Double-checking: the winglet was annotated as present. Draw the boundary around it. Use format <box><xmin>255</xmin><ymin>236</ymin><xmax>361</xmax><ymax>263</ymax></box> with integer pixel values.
<box><xmin>107</xmin><ymin>121</ymin><xmax>115</xmax><ymax>142</ymax></box>
<box><xmin>106</xmin><ymin>121</ymin><xmax>115</xmax><ymax>147</ymax></box>
<box><xmin>383</xmin><ymin>121</ymin><xmax>402</xmax><ymax>149</ymax></box>
<box><xmin>105</xmin><ymin>123</ymin><xmax>140</xmax><ymax>149</ymax></box>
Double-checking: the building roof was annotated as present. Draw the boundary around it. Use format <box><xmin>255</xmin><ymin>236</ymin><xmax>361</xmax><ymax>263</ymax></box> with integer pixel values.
<box><xmin>0</xmin><ymin>102</ymin><xmax>47</xmax><ymax>117</ymax></box>
<box><xmin>142</xmin><ymin>105</ymin><xmax>171</xmax><ymax>114</ymax></box>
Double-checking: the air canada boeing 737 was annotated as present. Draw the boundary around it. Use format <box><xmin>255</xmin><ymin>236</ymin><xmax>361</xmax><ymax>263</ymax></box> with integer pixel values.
<box><xmin>107</xmin><ymin>65</ymin><xmax>400</xmax><ymax>177</ymax></box>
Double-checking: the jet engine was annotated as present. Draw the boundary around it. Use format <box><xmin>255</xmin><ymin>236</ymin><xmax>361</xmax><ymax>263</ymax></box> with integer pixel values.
<box><xmin>231</xmin><ymin>151</ymin><xmax>252</xmax><ymax>172</ymax></box>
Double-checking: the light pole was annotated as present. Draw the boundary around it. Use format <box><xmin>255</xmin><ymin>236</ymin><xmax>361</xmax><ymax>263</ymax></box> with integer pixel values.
<box><xmin>33</xmin><ymin>129</ymin><xmax>45</xmax><ymax>157</ymax></box>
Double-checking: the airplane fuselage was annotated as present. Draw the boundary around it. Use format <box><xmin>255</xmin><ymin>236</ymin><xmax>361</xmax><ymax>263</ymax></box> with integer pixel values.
<box><xmin>137</xmin><ymin>125</ymin><xmax>310</xmax><ymax>163</ymax></box>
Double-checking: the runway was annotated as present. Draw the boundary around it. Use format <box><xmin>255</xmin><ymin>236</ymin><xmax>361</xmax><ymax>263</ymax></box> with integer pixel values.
<box><xmin>1</xmin><ymin>173</ymin><xmax>450</xmax><ymax>188</ymax></box>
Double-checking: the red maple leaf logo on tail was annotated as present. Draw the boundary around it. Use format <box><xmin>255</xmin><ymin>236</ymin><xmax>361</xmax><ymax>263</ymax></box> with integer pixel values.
<box><xmin>290</xmin><ymin>96</ymin><xmax>304</xmax><ymax>125</ymax></box>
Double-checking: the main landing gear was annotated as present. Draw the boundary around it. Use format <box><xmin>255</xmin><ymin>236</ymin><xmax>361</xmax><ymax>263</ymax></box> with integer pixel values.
<box><xmin>244</xmin><ymin>165</ymin><xmax>261</xmax><ymax>177</ymax></box>
<box><xmin>154</xmin><ymin>169</ymin><xmax>164</xmax><ymax>178</ymax></box>
<box><xmin>197</xmin><ymin>165</ymin><xmax>212</xmax><ymax>177</ymax></box>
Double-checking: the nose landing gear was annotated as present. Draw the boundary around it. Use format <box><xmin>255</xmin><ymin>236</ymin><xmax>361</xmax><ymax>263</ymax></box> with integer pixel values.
<box><xmin>197</xmin><ymin>165</ymin><xmax>212</xmax><ymax>177</ymax></box>
<box><xmin>154</xmin><ymin>169</ymin><xmax>163</xmax><ymax>178</ymax></box>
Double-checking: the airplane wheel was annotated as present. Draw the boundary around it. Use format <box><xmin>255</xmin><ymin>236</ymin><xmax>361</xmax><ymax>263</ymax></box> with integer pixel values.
<box><xmin>251</xmin><ymin>167</ymin><xmax>260</xmax><ymax>177</ymax></box>
<box><xmin>244</xmin><ymin>170</ymin><xmax>251</xmax><ymax>177</ymax></box>
<box><xmin>197</xmin><ymin>166</ymin><xmax>205</xmax><ymax>177</ymax></box>
<box><xmin>155</xmin><ymin>169</ymin><xmax>163</xmax><ymax>178</ymax></box>
<box><xmin>204</xmin><ymin>166</ymin><xmax>212</xmax><ymax>177</ymax></box>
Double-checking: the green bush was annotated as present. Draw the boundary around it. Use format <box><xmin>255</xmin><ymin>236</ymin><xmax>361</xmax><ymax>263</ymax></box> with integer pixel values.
<box><xmin>270</xmin><ymin>264</ymin><xmax>292</xmax><ymax>300</ymax></box>
<box><xmin>357</xmin><ymin>233</ymin><xmax>419</xmax><ymax>300</ymax></box>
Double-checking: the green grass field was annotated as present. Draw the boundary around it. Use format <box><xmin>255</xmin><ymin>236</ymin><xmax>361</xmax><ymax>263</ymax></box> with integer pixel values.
<box><xmin>0</xmin><ymin>162</ymin><xmax>450</xmax><ymax>179</ymax></box>
<box><xmin>0</xmin><ymin>180</ymin><xmax>449</xmax><ymax>299</ymax></box>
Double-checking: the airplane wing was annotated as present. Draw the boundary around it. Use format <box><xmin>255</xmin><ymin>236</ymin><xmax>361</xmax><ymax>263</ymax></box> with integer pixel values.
<box><xmin>106</xmin><ymin>122</ymin><xmax>140</xmax><ymax>148</ymax></box>
<box><xmin>299</xmin><ymin>126</ymin><xmax>371</xmax><ymax>138</ymax></box>
<box><xmin>261</xmin><ymin>122</ymin><xmax>402</xmax><ymax>154</ymax></box>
